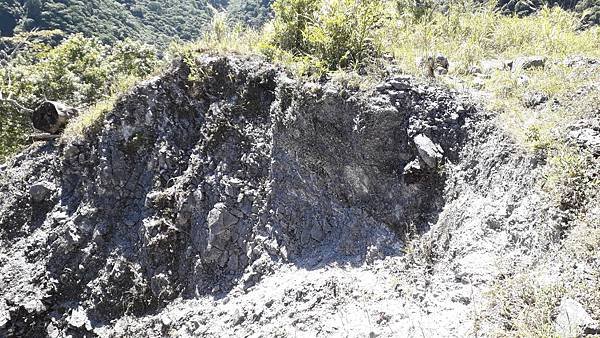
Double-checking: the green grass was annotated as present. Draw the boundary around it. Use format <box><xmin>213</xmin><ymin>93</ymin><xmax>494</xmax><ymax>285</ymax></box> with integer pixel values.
<box><xmin>386</xmin><ymin>5</ymin><xmax>600</xmax><ymax>74</ymax></box>
<box><xmin>484</xmin><ymin>276</ymin><xmax>565</xmax><ymax>337</ymax></box>
<box><xmin>62</xmin><ymin>74</ymin><xmax>149</xmax><ymax>140</ymax></box>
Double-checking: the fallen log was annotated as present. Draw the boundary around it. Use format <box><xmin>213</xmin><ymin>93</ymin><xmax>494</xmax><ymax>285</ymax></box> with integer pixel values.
<box><xmin>31</xmin><ymin>101</ymin><xmax>78</xmax><ymax>134</ymax></box>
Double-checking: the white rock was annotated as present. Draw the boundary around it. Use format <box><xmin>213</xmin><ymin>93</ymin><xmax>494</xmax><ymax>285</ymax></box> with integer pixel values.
<box><xmin>512</xmin><ymin>56</ymin><xmax>546</xmax><ymax>72</ymax></box>
<box><xmin>67</xmin><ymin>306</ymin><xmax>90</xmax><ymax>329</ymax></box>
<box><xmin>413</xmin><ymin>134</ymin><xmax>443</xmax><ymax>168</ymax></box>
<box><xmin>554</xmin><ymin>298</ymin><xmax>599</xmax><ymax>337</ymax></box>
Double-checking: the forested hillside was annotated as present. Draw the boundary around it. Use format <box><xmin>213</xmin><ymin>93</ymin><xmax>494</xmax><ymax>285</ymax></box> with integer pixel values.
<box><xmin>0</xmin><ymin>0</ymin><xmax>273</xmax><ymax>44</ymax></box>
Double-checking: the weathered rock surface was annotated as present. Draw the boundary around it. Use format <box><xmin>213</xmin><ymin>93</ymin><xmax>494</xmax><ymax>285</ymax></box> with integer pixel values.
<box><xmin>0</xmin><ymin>54</ymin><xmax>591</xmax><ymax>337</ymax></box>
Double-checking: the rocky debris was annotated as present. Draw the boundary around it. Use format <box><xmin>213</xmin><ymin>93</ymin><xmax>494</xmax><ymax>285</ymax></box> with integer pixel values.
<box><xmin>522</xmin><ymin>91</ymin><xmax>549</xmax><ymax>108</ymax></box>
<box><xmin>512</xmin><ymin>56</ymin><xmax>546</xmax><ymax>72</ymax></box>
<box><xmin>554</xmin><ymin>298</ymin><xmax>600</xmax><ymax>337</ymax></box>
<box><xmin>567</xmin><ymin>119</ymin><xmax>600</xmax><ymax>155</ymax></box>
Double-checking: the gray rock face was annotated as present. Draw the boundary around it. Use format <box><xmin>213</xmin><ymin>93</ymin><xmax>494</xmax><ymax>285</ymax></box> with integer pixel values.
<box><xmin>0</xmin><ymin>55</ymin><xmax>474</xmax><ymax>336</ymax></box>
<box><xmin>512</xmin><ymin>56</ymin><xmax>546</xmax><ymax>72</ymax></box>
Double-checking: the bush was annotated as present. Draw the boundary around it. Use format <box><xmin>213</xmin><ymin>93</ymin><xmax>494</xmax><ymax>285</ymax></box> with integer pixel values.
<box><xmin>271</xmin><ymin>0</ymin><xmax>321</xmax><ymax>54</ymax></box>
<box><xmin>306</xmin><ymin>0</ymin><xmax>385</xmax><ymax>69</ymax></box>
<box><xmin>0</xmin><ymin>33</ymin><xmax>159</xmax><ymax>161</ymax></box>
<box><xmin>269</xmin><ymin>0</ymin><xmax>385</xmax><ymax>70</ymax></box>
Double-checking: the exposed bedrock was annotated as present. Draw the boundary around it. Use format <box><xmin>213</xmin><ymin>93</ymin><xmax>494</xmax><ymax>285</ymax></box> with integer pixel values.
<box><xmin>0</xmin><ymin>55</ymin><xmax>476</xmax><ymax>336</ymax></box>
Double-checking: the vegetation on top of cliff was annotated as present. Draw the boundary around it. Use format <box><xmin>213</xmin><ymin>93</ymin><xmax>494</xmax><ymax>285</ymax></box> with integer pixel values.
<box><xmin>1</xmin><ymin>0</ymin><xmax>598</xmax><ymax>162</ymax></box>
<box><xmin>0</xmin><ymin>33</ymin><xmax>159</xmax><ymax>158</ymax></box>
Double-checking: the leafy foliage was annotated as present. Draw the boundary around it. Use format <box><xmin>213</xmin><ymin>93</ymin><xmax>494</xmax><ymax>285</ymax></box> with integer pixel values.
<box><xmin>0</xmin><ymin>33</ymin><xmax>159</xmax><ymax>160</ymax></box>
<box><xmin>0</xmin><ymin>0</ymin><xmax>276</xmax><ymax>45</ymax></box>
<box><xmin>268</xmin><ymin>0</ymin><xmax>385</xmax><ymax>70</ymax></box>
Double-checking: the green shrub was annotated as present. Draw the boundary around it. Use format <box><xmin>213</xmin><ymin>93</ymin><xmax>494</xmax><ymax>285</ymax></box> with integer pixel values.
<box><xmin>306</xmin><ymin>0</ymin><xmax>385</xmax><ymax>69</ymax></box>
<box><xmin>269</xmin><ymin>0</ymin><xmax>385</xmax><ymax>70</ymax></box>
<box><xmin>0</xmin><ymin>32</ymin><xmax>159</xmax><ymax>161</ymax></box>
<box><xmin>271</xmin><ymin>0</ymin><xmax>321</xmax><ymax>54</ymax></box>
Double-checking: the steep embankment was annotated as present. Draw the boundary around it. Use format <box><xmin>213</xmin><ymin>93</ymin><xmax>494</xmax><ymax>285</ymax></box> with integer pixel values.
<box><xmin>0</xmin><ymin>55</ymin><xmax>595</xmax><ymax>337</ymax></box>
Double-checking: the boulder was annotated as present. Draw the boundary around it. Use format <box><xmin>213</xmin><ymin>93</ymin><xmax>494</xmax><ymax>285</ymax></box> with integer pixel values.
<box><xmin>29</xmin><ymin>181</ymin><xmax>55</xmax><ymax>203</ymax></box>
<box><xmin>512</xmin><ymin>56</ymin><xmax>546</xmax><ymax>72</ymax></box>
<box><xmin>413</xmin><ymin>134</ymin><xmax>443</xmax><ymax>168</ymax></box>
<box><xmin>554</xmin><ymin>298</ymin><xmax>600</xmax><ymax>337</ymax></box>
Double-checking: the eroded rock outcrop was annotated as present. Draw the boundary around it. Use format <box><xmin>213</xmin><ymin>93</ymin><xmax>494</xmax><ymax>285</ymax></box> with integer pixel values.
<box><xmin>0</xmin><ymin>54</ymin><xmax>495</xmax><ymax>337</ymax></box>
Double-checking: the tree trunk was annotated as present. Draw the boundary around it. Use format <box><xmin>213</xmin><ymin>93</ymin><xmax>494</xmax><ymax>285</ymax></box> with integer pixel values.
<box><xmin>31</xmin><ymin>101</ymin><xmax>78</xmax><ymax>134</ymax></box>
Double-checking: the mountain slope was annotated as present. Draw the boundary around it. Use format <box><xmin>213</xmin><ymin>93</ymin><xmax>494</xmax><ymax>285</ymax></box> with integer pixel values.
<box><xmin>0</xmin><ymin>0</ymin><xmax>273</xmax><ymax>44</ymax></box>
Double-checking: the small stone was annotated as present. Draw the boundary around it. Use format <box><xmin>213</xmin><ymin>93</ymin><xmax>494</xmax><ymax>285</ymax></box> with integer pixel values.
<box><xmin>402</xmin><ymin>159</ymin><xmax>422</xmax><ymax>176</ymax></box>
<box><xmin>434</xmin><ymin>67</ymin><xmax>448</xmax><ymax>76</ymax></box>
<box><xmin>516</xmin><ymin>75</ymin><xmax>530</xmax><ymax>87</ymax></box>
<box><xmin>309</xmin><ymin>224</ymin><xmax>324</xmax><ymax>242</ymax></box>
<box><xmin>232</xmin><ymin>309</ymin><xmax>245</xmax><ymax>325</ymax></box>
<box><xmin>480</xmin><ymin>59</ymin><xmax>508</xmax><ymax>73</ymax></box>
<box><xmin>375</xmin><ymin>83</ymin><xmax>391</xmax><ymax>92</ymax></box>
<box><xmin>389</xmin><ymin>80</ymin><xmax>409</xmax><ymax>91</ymax></box>
<box><xmin>435</xmin><ymin>54</ymin><xmax>449</xmax><ymax>70</ymax></box>
<box><xmin>472</xmin><ymin>77</ymin><xmax>485</xmax><ymax>89</ymax></box>
<box><xmin>47</xmin><ymin>323</ymin><xmax>60</xmax><ymax>338</ymax></box>
<box><xmin>522</xmin><ymin>91</ymin><xmax>548</xmax><ymax>108</ymax></box>
<box><xmin>512</xmin><ymin>56</ymin><xmax>546</xmax><ymax>72</ymax></box>
<box><xmin>230</xmin><ymin>208</ymin><xmax>244</xmax><ymax>219</ymax></box>
<box><xmin>468</xmin><ymin>66</ymin><xmax>482</xmax><ymax>74</ymax></box>
<box><xmin>161</xmin><ymin>314</ymin><xmax>172</xmax><ymax>326</ymax></box>
<box><xmin>67</xmin><ymin>306</ymin><xmax>90</xmax><ymax>329</ymax></box>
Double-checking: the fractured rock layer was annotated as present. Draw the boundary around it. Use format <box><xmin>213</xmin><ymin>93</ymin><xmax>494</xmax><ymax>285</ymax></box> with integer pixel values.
<box><xmin>0</xmin><ymin>55</ymin><xmax>495</xmax><ymax>337</ymax></box>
